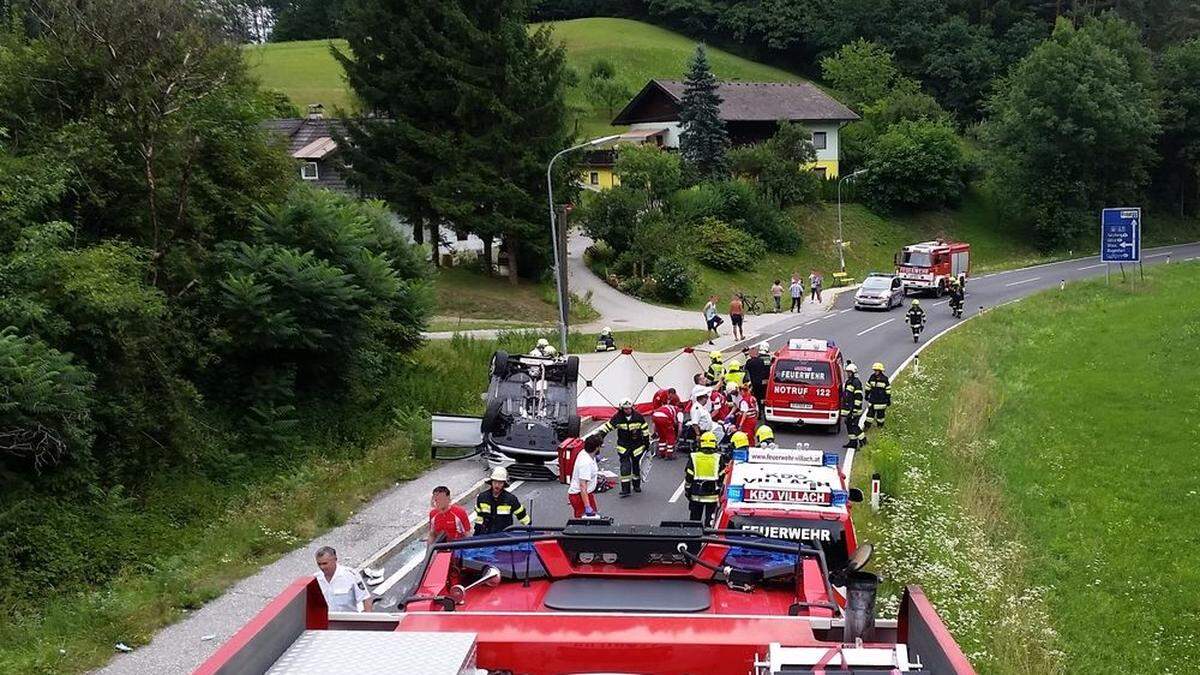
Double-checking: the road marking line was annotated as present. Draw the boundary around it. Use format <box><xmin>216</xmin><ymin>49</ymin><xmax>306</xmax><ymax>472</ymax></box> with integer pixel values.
<box><xmin>787</xmin><ymin>325</ymin><xmax>805</xmax><ymax>333</ymax></box>
<box><xmin>669</xmin><ymin>480</ymin><xmax>686</xmax><ymax>503</ymax></box>
<box><xmin>838</xmin><ymin>308</ymin><xmax>853</xmax><ymax>314</ymax></box>
<box><xmin>934</xmin><ymin>300</ymin><xmax>949</xmax><ymax>307</ymax></box>
<box><xmin>804</xmin><ymin>319</ymin><xmax>822</xmax><ymax>325</ymax></box>
<box><xmin>766</xmin><ymin>333</ymin><xmax>782</xmax><ymax>343</ymax></box>
<box><xmin>1145</xmin><ymin>252</ymin><xmax>1172</xmax><ymax>259</ymax></box>
<box><xmin>855</xmin><ymin>318</ymin><xmax>895</xmax><ymax>336</ymax></box>
<box><xmin>1004</xmin><ymin>277</ymin><xmax>1040</xmax><ymax>287</ymax></box>
<box><xmin>1185</xmin><ymin>257</ymin><xmax>1198</xmax><ymax>262</ymax></box>
<box><xmin>843</xmin><ymin>448</ymin><xmax>855</xmax><ymax>483</ymax></box>
<box><xmin>1077</xmin><ymin>263</ymin><xmax>1106</xmax><ymax>270</ymax></box>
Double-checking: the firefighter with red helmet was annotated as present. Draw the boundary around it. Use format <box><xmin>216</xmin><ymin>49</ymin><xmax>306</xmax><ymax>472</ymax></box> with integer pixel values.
<box><xmin>594</xmin><ymin>398</ymin><xmax>650</xmax><ymax>497</ymax></box>
<box><xmin>686</xmin><ymin>431</ymin><xmax>728</xmax><ymax>525</ymax></box>
<box><xmin>864</xmin><ymin>362</ymin><xmax>891</xmax><ymax>429</ymax></box>
<box><xmin>841</xmin><ymin>363</ymin><xmax>866</xmax><ymax>449</ymax></box>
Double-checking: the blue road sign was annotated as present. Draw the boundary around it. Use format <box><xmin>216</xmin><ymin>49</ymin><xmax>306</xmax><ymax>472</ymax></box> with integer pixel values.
<box><xmin>1101</xmin><ymin>207</ymin><xmax>1141</xmax><ymax>263</ymax></box>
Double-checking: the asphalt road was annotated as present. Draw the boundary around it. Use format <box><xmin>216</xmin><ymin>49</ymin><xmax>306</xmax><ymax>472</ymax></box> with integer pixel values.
<box><xmin>374</xmin><ymin>243</ymin><xmax>1200</xmax><ymax>607</ymax></box>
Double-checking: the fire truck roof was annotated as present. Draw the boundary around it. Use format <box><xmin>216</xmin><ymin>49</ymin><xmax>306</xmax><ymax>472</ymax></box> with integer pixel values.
<box><xmin>778</xmin><ymin>338</ymin><xmax>839</xmax><ymax>360</ymax></box>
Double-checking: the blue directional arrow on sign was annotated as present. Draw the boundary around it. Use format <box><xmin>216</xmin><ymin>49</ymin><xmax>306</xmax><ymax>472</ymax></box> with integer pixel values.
<box><xmin>1100</xmin><ymin>207</ymin><xmax>1141</xmax><ymax>263</ymax></box>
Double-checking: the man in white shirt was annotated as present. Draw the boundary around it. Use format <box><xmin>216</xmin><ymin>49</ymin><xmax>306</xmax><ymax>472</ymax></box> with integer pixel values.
<box><xmin>689</xmin><ymin>385</ymin><xmax>723</xmax><ymax>444</ymax></box>
<box><xmin>314</xmin><ymin>546</ymin><xmax>373</xmax><ymax>612</ymax></box>
<box><xmin>568</xmin><ymin>435</ymin><xmax>602</xmax><ymax>518</ymax></box>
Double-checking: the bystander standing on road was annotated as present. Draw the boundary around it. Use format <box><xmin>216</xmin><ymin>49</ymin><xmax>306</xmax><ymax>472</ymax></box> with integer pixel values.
<box><xmin>428</xmin><ymin>485</ymin><xmax>470</xmax><ymax>544</ymax></box>
<box><xmin>729</xmin><ymin>293</ymin><xmax>745</xmax><ymax>340</ymax></box>
<box><xmin>703</xmin><ymin>295</ymin><xmax>722</xmax><ymax>345</ymax></box>
<box><xmin>809</xmin><ymin>270</ymin><xmax>823</xmax><ymax>303</ymax></box>
<box><xmin>770</xmin><ymin>280</ymin><xmax>784</xmax><ymax>312</ymax></box>
<box><xmin>568</xmin><ymin>435</ymin><xmax>602</xmax><ymax>517</ymax></box>
<box><xmin>314</xmin><ymin>546</ymin><xmax>373</xmax><ymax>612</ymax></box>
<box><xmin>789</xmin><ymin>275</ymin><xmax>804</xmax><ymax>312</ymax></box>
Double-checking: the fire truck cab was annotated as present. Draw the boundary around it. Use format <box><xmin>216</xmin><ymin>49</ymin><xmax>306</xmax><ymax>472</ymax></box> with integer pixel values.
<box><xmin>896</xmin><ymin>240</ymin><xmax>970</xmax><ymax>296</ymax></box>
<box><xmin>762</xmin><ymin>338</ymin><xmax>844</xmax><ymax>431</ymax></box>
<box><xmin>718</xmin><ymin>444</ymin><xmax>861</xmax><ymax>573</ymax></box>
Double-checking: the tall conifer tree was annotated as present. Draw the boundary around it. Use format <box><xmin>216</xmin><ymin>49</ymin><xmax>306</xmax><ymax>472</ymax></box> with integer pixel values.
<box><xmin>678</xmin><ymin>44</ymin><xmax>731</xmax><ymax>180</ymax></box>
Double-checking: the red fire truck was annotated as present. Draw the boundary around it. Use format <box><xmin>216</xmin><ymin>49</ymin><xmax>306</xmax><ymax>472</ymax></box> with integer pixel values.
<box><xmin>762</xmin><ymin>338</ymin><xmax>844</xmax><ymax>432</ymax></box>
<box><xmin>196</xmin><ymin>522</ymin><xmax>976</xmax><ymax>674</ymax></box>
<box><xmin>717</xmin><ymin>444</ymin><xmax>862</xmax><ymax>583</ymax></box>
<box><xmin>896</xmin><ymin>240</ymin><xmax>971</xmax><ymax>296</ymax></box>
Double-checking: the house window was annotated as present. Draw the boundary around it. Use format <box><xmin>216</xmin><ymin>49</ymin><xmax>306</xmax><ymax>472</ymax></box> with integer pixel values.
<box><xmin>812</xmin><ymin>132</ymin><xmax>828</xmax><ymax>150</ymax></box>
<box><xmin>301</xmin><ymin>162</ymin><xmax>319</xmax><ymax>180</ymax></box>
<box><xmin>590</xmin><ymin>171</ymin><xmax>600</xmax><ymax>185</ymax></box>
<box><xmin>812</xmin><ymin>167</ymin><xmax>828</xmax><ymax>179</ymax></box>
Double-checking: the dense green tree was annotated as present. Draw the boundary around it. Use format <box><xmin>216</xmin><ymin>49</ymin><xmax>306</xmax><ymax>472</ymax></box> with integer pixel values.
<box><xmin>678</xmin><ymin>44</ymin><xmax>730</xmax><ymax>180</ymax></box>
<box><xmin>1157</xmin><ymin>39</ymin><xmax>1200</xmax><ymax>214</ymax></box>
<box><xmin>730</xmin><ymin>121</ymin><xmax>821</xmax><ymax>208</ymax></box>
<box><xmin>820</xmin><ymin>39</ymin><xmax>902</xmax><ymax>112</ymax></box>
<box><xmin>269</xmin><ymin>0</ymin><xmax>344</xmax><ymax>42</ymax></box>
<box><xmin>338</xmin><ymin>0</ymin><xmax>573</xmax><ymax>281</ymax></box>
<box><xmin>986</xmin><ymin>17</ymin><xmax>1160</xmax><ymax>246</ymax></box>
<box><xmin>614</xmin><ymin>144</ymin><xmax>683</xmax><ymax>201</ymax></box>
<box><xmin>860</xmin><ymin>120</ymin><xmax>968</xmax><ymax>211</ymax></box>
<box><xmin>579</xmin><ymin>185</ymin><xmax>648</xmax><ymax>255</ymax></box>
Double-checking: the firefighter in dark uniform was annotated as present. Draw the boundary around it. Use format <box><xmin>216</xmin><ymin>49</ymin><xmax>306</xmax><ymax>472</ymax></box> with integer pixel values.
<box><xmin>595</xmin><ymin>326</ymin><xmax>616</xmax><ymax>352</ymax></box>
<box><xmin>744</xmin><ymin>341</ymin><xmax>772</xmax><ymax>419</ymax></box>
<box><xmin>948</xmin><ymin>279</ymin><xmax>965</xmax><ymax>318</ymax></box>
<box><xmin>906</xmin><ymin>300</ymin><xmax>926</xmax><ymax>342</ymax></box>
<box><xmin>686</xmin><ymin>431</ymin><xmax>727</xmax><ymax>525</ymax></box>
<box><xmin>864</xmin><ymin>362</ymin><xmax>891</xmax><ymax>429</ymax></box>
<box><xmin>474</xmin><ymin>467</ymin><xmax>530</xmax><ymax>535</ymax></box>
<box><xmin>705</xmin><ymin>351</ymin><xmax>726</xmax><ymax>385</ymax></box>
<box><xmin>595</xmin><ymin>398</ymin><xmax>650</xmax><ymax>497</ymax></box>
<box><xmin>841</xmin><ymin>362</ymin><xmax>866</xmax><ymax>449</ymax></box>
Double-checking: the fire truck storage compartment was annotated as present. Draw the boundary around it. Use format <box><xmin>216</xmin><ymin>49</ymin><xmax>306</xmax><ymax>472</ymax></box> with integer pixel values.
<box><xmin>543</xmin><ymin>578</ymin><xmax>711</xmax><ymax>613</ymax></box>
<box><xmin>266</xmin><ymin>631</ymin><xmax>477</xmax><ymax>675</ymax></box>
<box><xmin>559</xmin><ymin>521</ymin><xmax>704</xmax><ymax>567</ymax></box>
<box><xmin>951</xmin><ymin>249</ymin><xmax>969</xmax><ymax>277</ymax></box>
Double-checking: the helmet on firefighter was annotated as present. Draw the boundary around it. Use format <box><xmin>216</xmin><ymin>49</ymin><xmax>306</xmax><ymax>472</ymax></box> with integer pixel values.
<box><xmin>489</xmin><ymin>466</ymin><xmax>509</xmax><ymax>483</ymax></box>
<box><xmin>845</xmin><ymin>362</ymin><xmax>858</xmax><ymax>373</ymax></box>
<box><xmin>755</xmin><ymin>425</ymin><xmax>775</xmax><ymax>444</ymax></box>
<box><xmin>699</xmin><ymin>431</ymin><xmax>718</xmax><ymax>449</ymax></box>
<box><xmin>911</xmin><ymin>299</ymin><xmax>921</xmax><ymax>307</ymax></box>
<box><xmin>758</xmin><ymin>341</ymin><xmax>770</xmax><ymax>353</ymax></box>
<box><xmin>710</xmin><ymin>350</ymin><xmax>723</xmax><ymax>362</ymax></box>
<box><xmin>731</xmin><ymin>431</ymin><xmax>750</xmax><ymax>449</ymax></box>
<box><xmin>537</xmin><ymin>338</ymin><xmax>550</xmax><ymax>348</ymax></box>
<box><xmin>619</xmin><ymin>397</ymin><xmax>633</xmax><ymax>409</ymax></box>
<box><xmin>544</xmin><ymin>346</ymin><xmax>557</xmax><ymax>356</ymax></box>
<box><xmin>873</xmin><ymin>362</ymin><xmax>885</xmax><ymax>372</ymax></box>
<box><xmin>601</xmin><ymin>326</ymin><xmax>612</xmax><ymax>336</ymax></box>
<box><xmin>727</xmin><ymin>360</ymin><xmax>743</xmax><ymax>372</ymax></box>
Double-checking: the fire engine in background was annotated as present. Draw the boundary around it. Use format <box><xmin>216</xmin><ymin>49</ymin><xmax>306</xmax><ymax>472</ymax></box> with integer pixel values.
<box><xmin>762</xmin><ymin>339</ymin><xmax>844</xmax><ymax>433</ymax></box>
<box><xmin>896</xmin><ymin>240</ymin><xmax>970</xmax><ymax>296</ymax></box>
<box><xmin>718</xmin><ymin>444</ymin><xmax>862</xmax><ymax>577</ymax></box>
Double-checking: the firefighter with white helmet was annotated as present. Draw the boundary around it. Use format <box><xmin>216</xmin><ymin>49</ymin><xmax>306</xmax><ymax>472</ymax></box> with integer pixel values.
<box><xmin>593</xmin><ymin>397</ymin><xmax>649</xmax><ymax>497</ymax></box>
<box><xmin>474</xmin><ymin>466</ymin><xmax>530</xmax><ymax>535</ymax></box>
<box><xmin>841</xmin><ymin>362</ymin><xmax>866</xmax><ymax>449</ymax></box>
<box><xmin>595</xmin><ymin>326</ymin><xmax>616</xmax><ymax>352</ymax></box>
<box><xmin>865</xmin><ymin>362</ymin><xmax>892</xmax><ymax>429</ymax></box>
<box><xmin>686</xmin><ymin>431</ymin><xmax>728</xmax><ymax>525</ymax></box>
<box><xmin>530</xmin><ymin>338</ymin><xmax>552</xmax><ymax>357</ymax></box>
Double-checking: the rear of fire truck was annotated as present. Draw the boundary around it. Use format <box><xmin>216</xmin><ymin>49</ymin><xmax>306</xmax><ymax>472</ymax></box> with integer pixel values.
<box><xmin>196</xmin><ymin>523</ymin><xmax>976</xmax><ymax>675</ymax></box>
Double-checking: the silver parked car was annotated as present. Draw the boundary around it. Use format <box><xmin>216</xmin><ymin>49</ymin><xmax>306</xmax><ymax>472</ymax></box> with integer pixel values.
<box><xmin>854</xmin><ymin>273</ymin><xmax>905</xmax><ymax>311</ymax></box>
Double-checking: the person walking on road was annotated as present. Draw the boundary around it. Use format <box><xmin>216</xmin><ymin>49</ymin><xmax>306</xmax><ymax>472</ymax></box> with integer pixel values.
<box><xmin>429</xmin><ymin>486</ymin><xmax>471</xmax><ymax>544</ymax></box>
<box><xmin>314</xmin><ymin>546</ymin><xmax>373</xmax><ymax>613</ymax></box>
<box><xmin>474</xmin><ymin>467</ymin><xmax>530</xmax><ymax>535</ymax></box>
<box><xmin>686</xmin><ymin>431</ymin><xmax>727</xmax><ymax>526</ymax></box>
<box><xmin>568</xmin><ymin>435</ymin><xmax>603</xmax><ymax>518</ymax></box>
<box><xmin>809</xmin><ymin>270</ymin><xmax>823</xmax><ymax>303</ymax></box>
<box><xmin>770</xmin><ymin>280</ymin><xmax>784</xmax><ymax>312</ymax></box>
<box><xmin>841</xmin><ymin>363</ymin><xmax>866</xmax><ymax>450</ymax></box>
<box><xmin>789</xmin><ymin>276</ymin><xmax>804</xmax><ymax>312</ymax></box>
<box><xmin>864</xmin><ymin>362</ymin><xmax>892</xmax><ymax>430</ymax></box>
<box><xmin>744</xmin><ymin>341</ymin><xmax>771</xmax><ymax>419</ymax></box>
<box><xmin>729</xmin><ymin>293</ymin><xmax>745</xmax><ymax>340</ymax></box>
<box><xmin>594</xmin><ymin>398</ymin><xmax>650</xmax><ymax>497</ymax></box>
<box><xmin>703</xmin><ymin>295</ymin><xmax>722</xmax><ymax>345</ymax></box>
<box><xmin>906</xmin><ymin>300</ymin><xmax>926</xmax><ymax>342</ymax></box>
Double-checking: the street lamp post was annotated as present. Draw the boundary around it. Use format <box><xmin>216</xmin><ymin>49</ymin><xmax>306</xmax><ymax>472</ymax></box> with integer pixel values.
<box><xmin>836</xmin><ymin>168</ymin><xmax>868</xmax><ymax>273</ymax></box>
<box><xmin>546</xmin><ymin>134</ymin><xmax>621</xmax><ymax>353</ymax></box>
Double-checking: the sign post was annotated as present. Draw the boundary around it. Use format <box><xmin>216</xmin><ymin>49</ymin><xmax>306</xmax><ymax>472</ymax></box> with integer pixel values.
<box><xmin>1100</xmin><ymin>207</ymin><xmax>1141</xmax><ymax>285</ymax></box>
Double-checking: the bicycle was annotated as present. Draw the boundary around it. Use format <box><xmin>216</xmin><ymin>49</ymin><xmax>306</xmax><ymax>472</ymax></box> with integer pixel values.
<box><xmin>740</xmin><ymin>293</ymin><xmax>764</xmax><ymax>316</ymax></box>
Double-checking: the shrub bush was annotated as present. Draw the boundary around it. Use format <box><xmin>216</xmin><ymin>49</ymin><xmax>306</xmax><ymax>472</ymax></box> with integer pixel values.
<box><xmin>692</xmin><ymin>217</ymin><xmax>766</xmax><ymax>271</ymax></box>
<box><xmin>861</xmin><ymin>120</ymin><xmax>968</xmax><ymax>211</ymax></box>
<box><xmin>652</xmin><ymin>256</ymin><xmax>696</xmax><ymax>303</ymax></box>
<box><xmin>671</xmin><ymin>181</ymin><xmax>800</xmax><ymax>254</ymax></box>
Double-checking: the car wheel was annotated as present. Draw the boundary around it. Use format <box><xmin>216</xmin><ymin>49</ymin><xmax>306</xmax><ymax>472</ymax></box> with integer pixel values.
<box><xmin>564</xmin><ymin>355</ymin><xmax>580</xmax><ymax>384</ymax></box>
<box><xmin>565</xmin><ymin>414</ymin><xmax>581</xmax><ymax>438</ymax></box>
<box><xmin>491</xmin><ymin>350</ymin><xmax>509</xmax><ymax>378</ymax></box>
<box><xmin>481</xmin><ymin>398</ymin><xmax>503</xmax><ymax>434</ymax></box>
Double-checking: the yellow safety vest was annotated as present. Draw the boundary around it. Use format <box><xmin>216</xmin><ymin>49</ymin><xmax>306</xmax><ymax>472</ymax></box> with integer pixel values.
<box><xmin>691</xmin><ymin>451</ymin><xmax>720</xmax><ymax>481</ymax></box>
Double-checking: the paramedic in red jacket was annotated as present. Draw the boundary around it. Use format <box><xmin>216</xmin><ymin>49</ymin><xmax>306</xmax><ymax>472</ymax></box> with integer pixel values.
<box><xmin>651</xmin><ymin>397</ymin><xmax>680</xmax><ymax>458</ymax></box>
<box><xmin>734</xmin><ymin>382</ymin><xmax>758</xmax><ymax>437</ymax></box>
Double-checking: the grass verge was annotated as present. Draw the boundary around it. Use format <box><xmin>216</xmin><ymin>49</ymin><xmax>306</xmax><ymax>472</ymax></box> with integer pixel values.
<box><xmin>851</xmin><ymin>261</ymin><xmax>1200</xmax><ymax>673</ymax></box>
<box><xmin>433</xmin><ymin>267</ymin><xmax>598</xmax><ymax>325</ymax></box>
